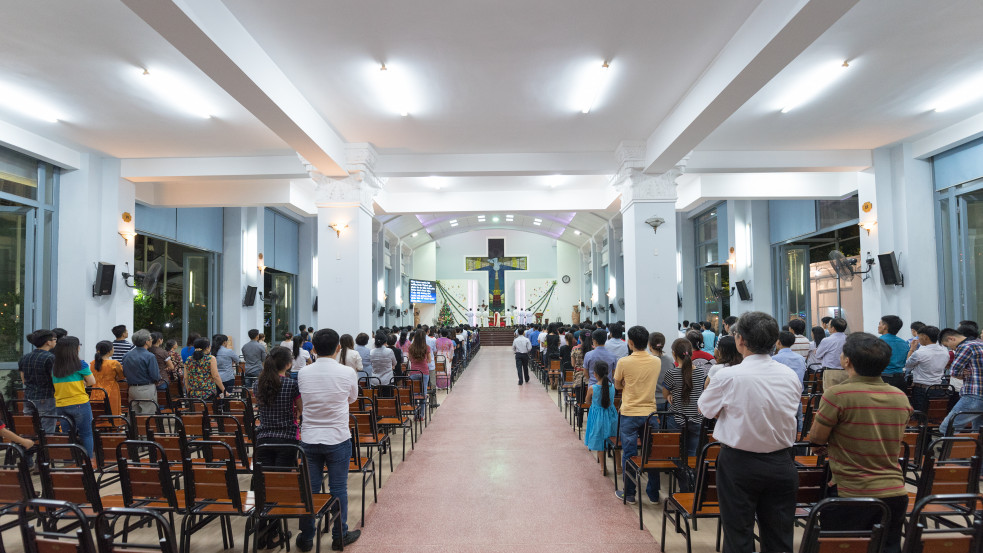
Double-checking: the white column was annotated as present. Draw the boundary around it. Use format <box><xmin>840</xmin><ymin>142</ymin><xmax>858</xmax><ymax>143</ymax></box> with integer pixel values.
<box><xmin>220</xmin><ymin>207</ymin><xmax>265</xmax><ymax>349</ymax></box>
<box><xmin>308</xmin><ymin>144</ymin><xmax>382</xmax><ymax>336</ymax></box>
<box><xmin>297</xmin><ymin>217</ymin><xmax>317</xmax><ymax>329</ymax></box>
<box><xmin>728</xmin><ymin>200</ymin><xmax>772</xmax><ymax>316</ymax></box>
<box><xmin>616</xmin><ymin>141</ymin><xmax>681</xmax><ymax>339</ymax></box>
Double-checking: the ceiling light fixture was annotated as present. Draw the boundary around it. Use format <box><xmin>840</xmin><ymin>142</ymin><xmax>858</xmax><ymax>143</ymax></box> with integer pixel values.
<box><xmin>379</xmin><ymin>63</ymin><xmax>410</xmax><ymax>116</ymax></box>
<box><xmin>429</xmin><ymin>176</ymin><xmax>443</xmax><ymax>190</ymax></box>
<box><xmin>492</xmin><ymin>216</ymin><xmax>500</xmax><ymax>223</ymax></box>
<box><xmin>580</xmin><ymin>61</ymin><xmax>611</xmax><ymax>114</ymax></box>
<box><xmin>778</xmin><ymin>61</ymin><xmax>850</xmax><ymax>114</ymax></box>
<box><xmin>449</xmin><ymin>219</ymin><xmax>457</xmax><ymax>225</ymax></box>
<box><xmin>574</xmin><ymin>230</ymin><xmax>581</xmax><ymax>235</ymax></box>
<box><xmin>139</xmin><ymin>68</ymin><xmax>214</xmax><ymax>118</ymax></box>
<box><xmin>477</xmin><ymin>215</ymin><xmax>486</xmax><ymax>221</ymax></box>
<box><xmin>932</xmin><ymin>74</ymin><xmax>983</xmax><ymax>112</ymax></box>
<box><xmin>0</xmin><ymin>83</ymin><xmax>62</xmax><ymax>122</ymax></box>
<box><xmin>533</xmin><ymin>221</ymin><xmax>541</xmax><ymax>226</ymax></box>
<box><xmin>411</xmin><ymin>232</ymin><xmax>419</xmax><ymax>238</ymax></box>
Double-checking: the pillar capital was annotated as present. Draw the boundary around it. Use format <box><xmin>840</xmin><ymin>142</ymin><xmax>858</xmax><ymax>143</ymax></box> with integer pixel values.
<box><xmin>304</xmin><ymin>143</ymin><xmax>385</xmax><ymax>215</ymax></box>
<box><xmin>613</xmin><ymin>142</ymin><xmax>688</xmax><ymax>211</ymax></box>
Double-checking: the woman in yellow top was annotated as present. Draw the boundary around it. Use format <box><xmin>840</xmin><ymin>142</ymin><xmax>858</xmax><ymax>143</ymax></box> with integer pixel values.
<box><xmin>51</xmin><ymin>336</ymin><xmax>95</xmax><ymax>458</ymax></box>
<box><xmin>90</xmin><ymin>340</ymin><xmax>124</xmax><ymax>415</ymax></box>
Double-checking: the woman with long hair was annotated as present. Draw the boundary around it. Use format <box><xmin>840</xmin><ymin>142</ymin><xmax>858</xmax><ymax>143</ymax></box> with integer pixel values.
<box><xmin>388</xmin><ymin>333</ymin><xmax>405</xmax><ymax>377</ymax></box>
<box><xmin>369</xmin><ymin>331</ymin><xmax>397</xmax><ymax>385</ymax></box>
<box><xmin>185</xmin><ymin>338</ymin><xmax>225</xmax><ymax>400</ymax></box>
<box><xmin>51</xmin><ymin>336</ymin><xmax>95</xmax><ymax>457</ymax></box>
<box><xmin>291</xmin><ymin>334</ymin><xmax>312</xmax><ymax>378</ymax></box>
<box><xmin>663</xmin><ymin>338</ymin><xmax>707</xmax><ymax>456</ymax></box>
<box><xmin>407</xmin><ymin>329</ymin><xmax>433</xmax><ymax>393</ymax></box>
<box><xmin>338</xmin><ymin>334</ymin><xmax>363</xmax><ymax>372</ymax></box>
<box><xmin>707</xmin><ymin>335</ymin><xmax>743</xmax><ymax>385</ymax></box>
<box><xmin>648</xmin><ymin>332</ymin><xmax>673</xmax><ymax>412</ymax></box>
<box><xmin>90</xmin><ymin>340</ymin><xmax>124</xmax><ymax>415</ymax></box>
<box><xmin>583</xmin><ymin>361</ymin><xmax>618</xmax><ymax>464</ymax></box>
<box><xmin>163</xmin><ymin>339</ymin><xmax>185</xmax><ymax>391</ymax></box>
<box><xmin>254</xmin><ymin>346</ymin><xmax>302</xmax><ymax>466</ymax></box>
<box><xmin>210</xmin><ymin>334</ymin><xmax>236</xmax><ymax>394</ymax></box>
<box><xmin>397</xmin><ymin>330</ymin><xmax>410</xmax><ymax>354</ymax></box>
<box><xmin>181</xmin><ymin>332</ymin><xmax>201</xmax><ymax>362</ymax></box>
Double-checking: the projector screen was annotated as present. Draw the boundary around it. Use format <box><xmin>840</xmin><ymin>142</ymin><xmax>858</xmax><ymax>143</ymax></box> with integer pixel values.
<box><xmin>409</xmin><ymin>279</ymin><xmax>437</xmax><ymax>304</ymax></box>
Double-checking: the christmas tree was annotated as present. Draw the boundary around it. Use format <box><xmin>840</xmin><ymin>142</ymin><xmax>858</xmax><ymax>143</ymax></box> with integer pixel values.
<box><xmin>437</xmin><ymin>302</ymin><xmax>456</xmax><ymax>327</ymax></box>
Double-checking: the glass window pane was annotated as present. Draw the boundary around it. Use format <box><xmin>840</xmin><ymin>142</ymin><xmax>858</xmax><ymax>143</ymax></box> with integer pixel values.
<box><xmin>44</xmin><ymin>163</ymin><xmax>56</xmax><ymax>205</ymax></box>
<box><xmin>818</xmin><ymin>195</ymin><xmax>859</xmax><ymax>229</ymax></box>
<box><xmin>41</xmin><ymin>211</ymin><xmax>53</xmax><ymax>329</ymax></box>
<box><xmin>0</xmin><ymin>209</ymin><xmax>27</xmax><ymax>362</ymax></box>
<box><xmin>0</xmin><ymin>147</ymin><xmax>38</xmax><ymax>201</ymax></box>
<box><xmin>965</xmin><ymin>195</ymin><xmax>983</xmax><ymax>322</ymax></box>
<box><xmin>940</xmin><ymin>198</ymin><xmax>953</xmax><ymax>324</ymax></box>
<box><xmin>785</xmin><ymin>248</ymin><xmax>808</xmax><ymax>322</ymax></box>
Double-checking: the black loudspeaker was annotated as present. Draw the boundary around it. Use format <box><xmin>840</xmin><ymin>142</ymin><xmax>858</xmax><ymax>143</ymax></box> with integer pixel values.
<box><xmin>878</xmin><ymin>252</ymin><xmax>904</xmax><ymax>286</ymax></box>
<box><xmin>92</xmin><ymin>262</ymin><xmax>115</xmax><ymax>297</ymax></box>
<box><xmin>677</xmin><ymin>293</ymin><xmax>682</xmax><ymax>308</ymax></box>
<box><xmin>313</xmin><ymin>296</ymin><xmax>318</xmax><ymax>312</ymax></box>
<box><xmin>243</xmin><ymin>285</ymin><xmax>257</xmax><ymax>307</ymax></box>
<box><xmin>735</xmin><ymin>280</ymin><xmax>751</xmax><ymax>301</ymax></box>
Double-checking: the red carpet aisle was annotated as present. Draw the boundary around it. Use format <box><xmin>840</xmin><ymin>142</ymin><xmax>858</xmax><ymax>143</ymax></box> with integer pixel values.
<box><xmin>352</xmin><ymin>346</ymin><xmax>658</xmax><ymax>552</ymax></box>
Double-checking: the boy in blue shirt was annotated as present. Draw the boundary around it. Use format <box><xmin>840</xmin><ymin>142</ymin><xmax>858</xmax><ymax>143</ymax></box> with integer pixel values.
<box><xmin>878</xmin><ymin>315</ymin><xmax>908</xmax><ymax>390</ymax></box>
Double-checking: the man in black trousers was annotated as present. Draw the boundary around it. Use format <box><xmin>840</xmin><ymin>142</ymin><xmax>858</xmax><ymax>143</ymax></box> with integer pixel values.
<box><xmin>698</xmin><ymin>311</ymin><xmax>802</xmax><ymax>553</ymax></box>
<box><xmin>512</xmin><ymin>325</ymin><xmax>532</xmax><ymax>385</ymax></box>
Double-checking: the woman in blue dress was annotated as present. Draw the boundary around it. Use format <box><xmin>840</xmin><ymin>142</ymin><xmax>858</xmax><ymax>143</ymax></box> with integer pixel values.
<box><xmin>583</xmin><ymin>361</ymin><xmax>618</xmax><ymax>464</ymax></box>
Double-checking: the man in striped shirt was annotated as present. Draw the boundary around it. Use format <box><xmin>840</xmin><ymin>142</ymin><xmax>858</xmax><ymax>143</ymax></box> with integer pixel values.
<box><xmin>111</xmin><ymin>324</ymin><xmax>134</xmax><ymax>362</ymax></box>
<box><xmin>807</xmin><ymin>332</ymin><xmax>912</xmax><ymax>553</ymax></box>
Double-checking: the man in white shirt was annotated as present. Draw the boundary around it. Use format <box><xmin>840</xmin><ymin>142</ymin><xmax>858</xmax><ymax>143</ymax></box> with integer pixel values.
<box><xmin>905</xmin><ymin>325</ymin><xmax>950</xmax><ymax>414</ymax></box>
<box><xmin>506</xmin><ymin>308</ymin><xmax>514</xmax><ymax>327</ymax></box>
<box><xmin>788</xmin><ymin>319</ymin><xmax>816</xmax><ymax>362</ymax></box>
<box><xmin>298</xmin><ymin>328</ymin><xmax>360</xmax><ymax>551</ymax></box>
<box><xmin>479</xmin><ymin>308</ymin><xmax>488</xmax><ymax>328</ymax></box>
<box><xmin>512</xmin><ymin>326</ymin><xmax>532</xmax><ymax>384</ymax></box>
<box><xmin>698</xmin><ymin>311</ymin><xmax>801</xmax><ymax>553</ymax></box>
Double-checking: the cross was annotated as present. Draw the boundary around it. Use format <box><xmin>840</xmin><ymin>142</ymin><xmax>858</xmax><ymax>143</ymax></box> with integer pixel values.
<box><xmin>465</xmin><ymin>245</ymin><xmax>527</xmax><ymax>313</ymax></box>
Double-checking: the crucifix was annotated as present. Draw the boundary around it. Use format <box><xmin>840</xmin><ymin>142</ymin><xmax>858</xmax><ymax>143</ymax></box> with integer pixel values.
<box><xmin>465</xmin><ymin>239</ymin><xmax>527</xmax><ymax>316</ymax></box>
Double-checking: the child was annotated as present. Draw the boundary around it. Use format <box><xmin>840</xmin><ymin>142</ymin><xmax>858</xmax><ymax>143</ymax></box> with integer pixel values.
<box><xmin>583</xmin><ymin>361</ymin><xmax>618</xmax><ymax>464</ymax></box>
<box><xmin>0</xmin><ymin>415</ymin><xmax>34</xmax><ymax>450</ymax></box>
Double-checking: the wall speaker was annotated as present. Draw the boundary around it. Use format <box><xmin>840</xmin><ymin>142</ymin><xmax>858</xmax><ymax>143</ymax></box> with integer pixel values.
<box><xmin>313</xmin><ymin>296</ymin><xmax>318</xmax><ymax>312</ymax></box>
<box><xmin>92</xmin><ymin>262</ymin><xmax>115</xmax><ymax>297</ymax></box>
<box><xmin>878</xmin><ymin>252</ymin><xmax>904</xmax><ymax>286</ymax></box>
<box><xmin>243</xmin><ymin>285</ymin><xmax>257</xmax><ymax>307</ymax></box>
<box><xmin>735</xmin><ymin>280</ymin><xmax>751</xmax><ymax>301</ymax></box>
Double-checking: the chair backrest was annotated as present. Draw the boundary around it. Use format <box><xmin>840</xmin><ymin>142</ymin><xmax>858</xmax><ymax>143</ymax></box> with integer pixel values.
<box><xmin>145</xmin><ymin>415</ymin><xmax>189</xmax><ymax>465</ymax></box>
<box><xmin>903</xmin><ymin>494</ymin><xmax>983</xmax><ymax>553</ymax></box>
<box><xmin>0</xmin><ymin>443</ymin><xmax>36</xmax><ymax>506</ymax></box>
<box><xmin>19</xmin><ymin>499</ymin><xmax>97</xmax><ymax>553</ymax></box>
<box><xmin>641</xmin><ymin>417</ymin><xmax>683</xmax><ymax>465</ymax></box>
<box><xmin>206</xmin><ymin>414</ymin><xmax>250</xmax><ymax>470</ymax></box>
<box><xmin>925</xmin><ymin>387</ymin><xmax>956</xmax><ymax>425</ymax></box>
<box><xmin>918</xmin><ymin>438</ymin><xmax>982</xmax><ymax>499</ymax></box>
<box><xmin>96</xmin><ymin>507</ymin><xmax>179</xmax><ymax>553</ymax></box>
<box><xmin>796</xmin><ymin>467</ymin><xmax>828</xmax><ymax>506</ymax></box>
<box><xmin>92</xmin><ymin>416</ymin><xmax>132</xmax><ymax>470</ymax></box>
<box><xmin>348</xmin><ymin>415</ymin><xmax>369</xmax><ymax>470</ymax></box>
<box><xmin>252</xmin><ymin>444</ymin><xmax>314</xmax><ymax>513</ymax></box>
<box><xmin>376</xmin><ymin>392</ymin><xmax>402</xmax><ymax>419</ymax></box>
<box><xmin>182</xmin><ymin>440</ymin><xmax>243</xmax><ymax>511</ymax></box>
<box><xmin>798</xmin><ymin>497</ymin><xmax>890</xmax><ymax>553</ymax></box>
<box><xmin>39</xmin><ymin>414</ymin><xmax>78</xmax><ymax>456</ymax></box>
<box><xmin>692</xmin><ymin>443</ymin><xmax>721</xmax><ymax>511</ymax></box>
<box><xmin>116</xmin><ymin>440</ymin><xmax>180</xmax><ymax>509</ymax></box>
<box><xmin>87</xmin><ymin>386</ymin><xmax>113</xmax><ymax>419</ymax></box>
<box><xmin>6</xmin><ymin>399</ymin><xmax>41</xmax><ymax>440</ymax></box>
<box><xmin>37</xmin><ymin>443</ymin><xmax>102</xmax><ymax>511</ymax></box>
<box><xmin>351</xmin><ymin>411</ymin><xmax>380</xmax><ymax>440</ymax></box>
<box><xmin>800</xmin><ymin>394</ymin><xmax>822</xmax><ymax>440</ymax></box>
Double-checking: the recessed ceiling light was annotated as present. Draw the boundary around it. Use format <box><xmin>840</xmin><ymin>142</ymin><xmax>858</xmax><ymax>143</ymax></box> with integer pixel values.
<box><xmin>139</xmin><ymin>68</ymin><xmax>214</xmax><ymax>118</ymax></box>
<box><xmin>378</xmin><ymin>63</ymin><xmax>411</xmax><ymax>116</ymax></box>
<box><xmin>778</xmin><ymin>61</ymin><xmax>850</xmax><ymax>114</ymax></box>
<box><xmin>574</xmin><ymin>230</ymin><xmax>581</xmax><ymax>235</ymax></box>
<box><xmin>477</xmin><ymin>215</ymin><xmax>486</xmax><ymax>221</ymax></box>
<box><xmin>492</xmin><ymin>216</ymin><xmax>499</xmax><ymax>223</ymax></box>
<box><xmin>533</xmin><ymin>221</ymin><xmax>541</xmax><ymax>226</ymax></box>
<box><xmin>533</xmin><ymin>218</ymin><xmax>542</xmax><ymax>223</ymax></box>
<box><xmin>449</xmin><ymin>219</ymin><xmax>457</xmax><ymax>224</ymax></box>
<box><xmin>933</xmin><ymin>73</ymin><xmax>983</xmax><ymax>112</ymax></box>
<box><xmin>579</xmin><ymin>61</ymin><xmax>611</xmax><ymax>114</ymax></box>
<box><xmin>411</xmin><ymin>232</ymin><xmax>419</xmax><ymax>237</ymax></box>
<box><xmin>0</xmin><ymin>82</ymin><xmax>61</xmax><ymax>122</ymax></box>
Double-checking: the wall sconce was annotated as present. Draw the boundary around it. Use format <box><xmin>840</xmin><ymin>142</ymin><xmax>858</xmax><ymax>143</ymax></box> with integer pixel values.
<box><xmin>329</xmin><ymin>223</ymin><xmax>349</xmax><ymax>237</ymax></box>
<box><xmin>257</xmin><ymin>253</ymin><xmax>266</xmax><ymax>274</ymax></box>
<box><xmin>644</xmin><ymin>216</ymin><xmax>666</xmax><ymax>234</ymax></box>
<box><xmin>727</xmin><ymin>246</ymin><xmax>737</xmax><ymax>269</ymax></box>
<box><xmin>859</xmin><ymin>220</ymin><xmax>877</xmax><ymax>236</ymax></box>
<box><xmin>118</xmin><ymin>230</ymin><xmax>137</xmax><ymax>245</ymax></box>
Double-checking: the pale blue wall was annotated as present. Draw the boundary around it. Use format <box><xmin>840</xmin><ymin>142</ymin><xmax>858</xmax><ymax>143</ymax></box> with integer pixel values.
<box><xmin>264</xmin><ymin>208</ymin><xmax>299</xmax><ymax>274</ymax></box>
<box><xmin>135</xmin><ymin>204</ymin><xmax>224</xmax><ymax>252</ymax></box>
<box><xmin>716</xmin><ymin>202</ymin><xmax>729</xmax><ymax>263</ymax></box>
<box><xmin>769</xmin><ymin>200</ymin><xmax>816</xmax><ymax>244</ymax></box>
<box><xmin>934</xmin><ymin>136</ymin><xmax>983</xmax><ymax>191</ymax></box>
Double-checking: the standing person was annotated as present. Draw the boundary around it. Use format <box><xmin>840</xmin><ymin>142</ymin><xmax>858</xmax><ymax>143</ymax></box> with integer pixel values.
<box><xmin>788</xmin><ymin>319</ymin><xmax>815</xmax><ymax>360</ymax></box>
<box><xmin>354</xmin><ymin>333</ymin><xmax>372</xmax><ymax>364</ymax></box>
<box><xmin>697</xmin><ymin>312</ymin><xmax>801</xmax><ymax>553</ymax></box>
<box><xmin>338</xmin><ymin>335</ymin><xmax>363</xmax><ymax>373</ymax></box>
<box><xmin>707</xmin><ymin>335</ymin><xmax>743</xmax><ymax>384</ymax></box>
<box><xmin>816</xmin><ymin>318</ymin><xmax>849</xmax><ymax>389</ymax></box>
<box><xmin>528</xmin><ymin>325</ymin><xmax>541</xmax><ymax>365</ymax></box>
<box><xmin>387</xmin><ymin>334</ymin><xmax>405</xmax><ymax>377</ymax></box>
<box><xmin>648</xmin><ymin>332</ymin><xmax>673</xmax><ymax>413</ymax></box>
<box><xmin>280</xmin><ymin>332</ymin><xmax>293</xmax><ymax>349</ymax></box>
<box><xmin>18</xmin><ymin>329</ymin><xmax>58</xmax><ymax>434</ymax></box>
<box><xmin>722</xmin><ymin>316</ymin><xmax>738</xmax><ymax>337</ymax></box>
<box><xmin>809</xmin><ymin>326</ymin><xmax>826</xmax><ymax>367</ymax></box>
<box><xmin>605</xmin><ymin>324</ymin><xmax>629</xmax><ymax>359</ymax></box>
<box><xmin>584</xmin><ymin>329</ymin><xmax>619</xmax><ymax>387</ymax></box>
<box><xmin>162</xmin><ymin>339</ymin><xmax>184</xmax><ymax>388</ymax></box>
<box><xmin>185</xmin><ymin>338</ymin><xmax>225</xmax><ymax>400</ymax></box>
<box><xmin>148</xmin><ymin>332</ymin><xmax>175</xmax><ymax>391</ymax></box>
<box><xmin>700</xmin><ymin>322</ymin><xmax>716</xmax><ymax>355</ymax></box>
<box><xmin>686</xmin><ymin>331</ymin><xmax>716</xmax><ymax>373</ymax></box>
<box><xmin>614</xmin><ymin>325</ymin><xmax>661</xmax><ymax>504</ymax></box>
<box><xmin>663</xmin><ymin>339</ymin><xmax>707</xmax><ymax>457</ymax></box>
<box><xmin>878</xmin><ymin>315</ymin><xmax>908</xmax><ymax>390</ymax></box>
<box><xmin>904</xmin><ymin>325</ymin><xmax>949</xmax><ymax>414</ymax></box>
<box><xmin>51</xmin><ymin>336</ymin><xmax>96</xmax><ymax>458</ymax></box>
<box><xmin>297</xmin><ymin>329</ymin><xmax>360</xmax><ymax>552</ymax></box>
<box><xmin>253</xmin><ymin>346</ymin><xmax>302</xmax><ymax>467</ymax></box>
<box><xmin>111</xmin><ymin>325</ymin><xmax>134</xmax><ymax>362</ymax></box>
<box><xmin>512</xmin><ymin>326</ymin><xmax>532</xmax><ymax>385</ymax></box>
<box><xmin>773</xmin><ymin>331</ymin><xmax>807</xmax><ymax>387</ymax></box>
<box><xmin>121</xmin><ymin>330</ymin><xmax>160</xmax><ymax>414</ymax></box>
<box><xmin>368</xmin><ymin>332</ymin><xmax>397</xmax><ymax>385</ymax></box>
<box><xmin>241</xmin><ymin>329</ymin><xmax>267</xmax><ymax>389</ymax></box>
<box><xmin>407</xmin><ymin>330</ymin><xmax>433</xmax><ymax>392</ymax></box>
<box><xmin>90</xmin><ymin>340</ymin><xmax>125</xmax><ymax>415</ymax></box>
<box><xmin>939</xmin><ymin>325</ymin><xmax>983</xmax><ymax>434</ymax></box>
<box><xmin>821</xmin><ymin>316</ymin><xmax>833</xmax><ymax>337</ymax></box>
<box><xmin>180</xmin><ymin>333</ymin><xmax>200</xmax><ymax>362</ymax></box>
<box><xmin>806</xmin><ymin>333</ymin><xmax>912</xmax><ymax>553</ymax></box>
<box><xmin>291</xmin><ymin>335</ymin><xmax>312</xmax><ymax>378</ymax></box>
<box><xmin>212</xmin><ymin>334</ymin><xmax>237</xmax><ymax>394</ymax></box>
<box><xmin>584</xmin><ymin>361</ymin><xmax>618</xmax><ymax>463</ymax></box>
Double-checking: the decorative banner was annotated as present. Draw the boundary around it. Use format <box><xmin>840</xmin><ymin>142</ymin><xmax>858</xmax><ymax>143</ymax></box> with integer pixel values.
<box><xmin>465</xmin><ymin>255</ymin><xmax>527</xmax><ymax>313</ymax></box>
<box><xmin>522</xmin><ymin>280</ymin><xmax>558</xmax><ymax>321</ymax></box>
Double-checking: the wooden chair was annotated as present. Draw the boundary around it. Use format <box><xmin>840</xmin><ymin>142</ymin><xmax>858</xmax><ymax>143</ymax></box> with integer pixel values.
<box><xmin>348</xmin><ymin>414</ymin><xmax>377</xmax><ymax>528</ymax></box>
<box><xmin>798</xmin><ymin>497</ymin><xmax>890</xmax><ymax>553</ymax></box>
<box><xmin>0</xmin><ymin>443</ymin><xmax>36</xmax><ymax>553</ymax></box>
<box><xmin>902</xmin><ymin>494</ymin><xmax>983</xmax><ymax>553</ymax></box>
<box><xmin>351</xmin><ymin>410</ymin><xmax>393</xmax><ymax>481</ymax></box>
<box><xmin>207</xmin><ymin>414</ymin><xmax>253</xmax><ymax>473</ymax></box>
<box><xmin>925</xmin><ymin>386</ymin><xmax>958</xmax><ymax>428</ymax></box>
<box><xmin>252</xmin><ymin>444</ymin><xmax>343</xmax><ymax>553</ymax></box>
<box><xmin>179</xmin><ymin>440</ymin><xmax>256</xmax><ymax>553</ymax></box>
<box><xmin>96</xmin><ymin>507</ymin><xmax>179</xmax><ymax>553</ymax></box>
<box><xmin>38</xmin><ymin>443</ymin><xmax>124</xmax><ymax>516</ymax></box>
<box><xmin>376</xmin><ymin>388</ymin><xmax>414</xmax><ymax>460</ymax></box>
<box><xmin>105</xmin><ymin>440</ymin><xmax>183</xmax><ymax>529</ymax></box>
<box><xmin>87</xmin><ymin>386</ymin><xmax>114</xmax><ymax>421</ymax></box>
<box><xmin>547</xmin><ymin>358</ymin><xmax>562</xmax><ymax>390</ymax></box>
<box><xmin>435</xmin><ymin>354</ymin><xmax>452</xmax><ymax>391</ymax></box>
<box><xmin>92</xmin><ymin>415</ymin><xmax>131</xmax><ymax>488</ymax></box>
<box><xmin>626</xmin><ymin>417</ymin><xmax>684</xmax><ymax>529</ymax></box>
<box><xmin>908</xmin><ymin>438</ymin><xmax>982</xmax><ymax>517</ymax></box>
<box><xmin>4</xmin><ymin>399</ymin><xmax>41</xmax><ymax>451</ymax></box>
<box><xmin>19</xmin><ymin>499</ymin><xmax>97</xmax><ymax>553</ymax></box>
<box><xmin>799</xmin><ymin>394</ymin><xmax>822</xmax><ymax>441</ymax></box>
<box><xmin>662</xmin><ymin>442</ymin><xmax>723</xmax><ymax>553</ymax></box>
<box><xmin>604</xmin><ymin>407</ymin><xmax>623</xmax><ymax>488</ymax></box>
